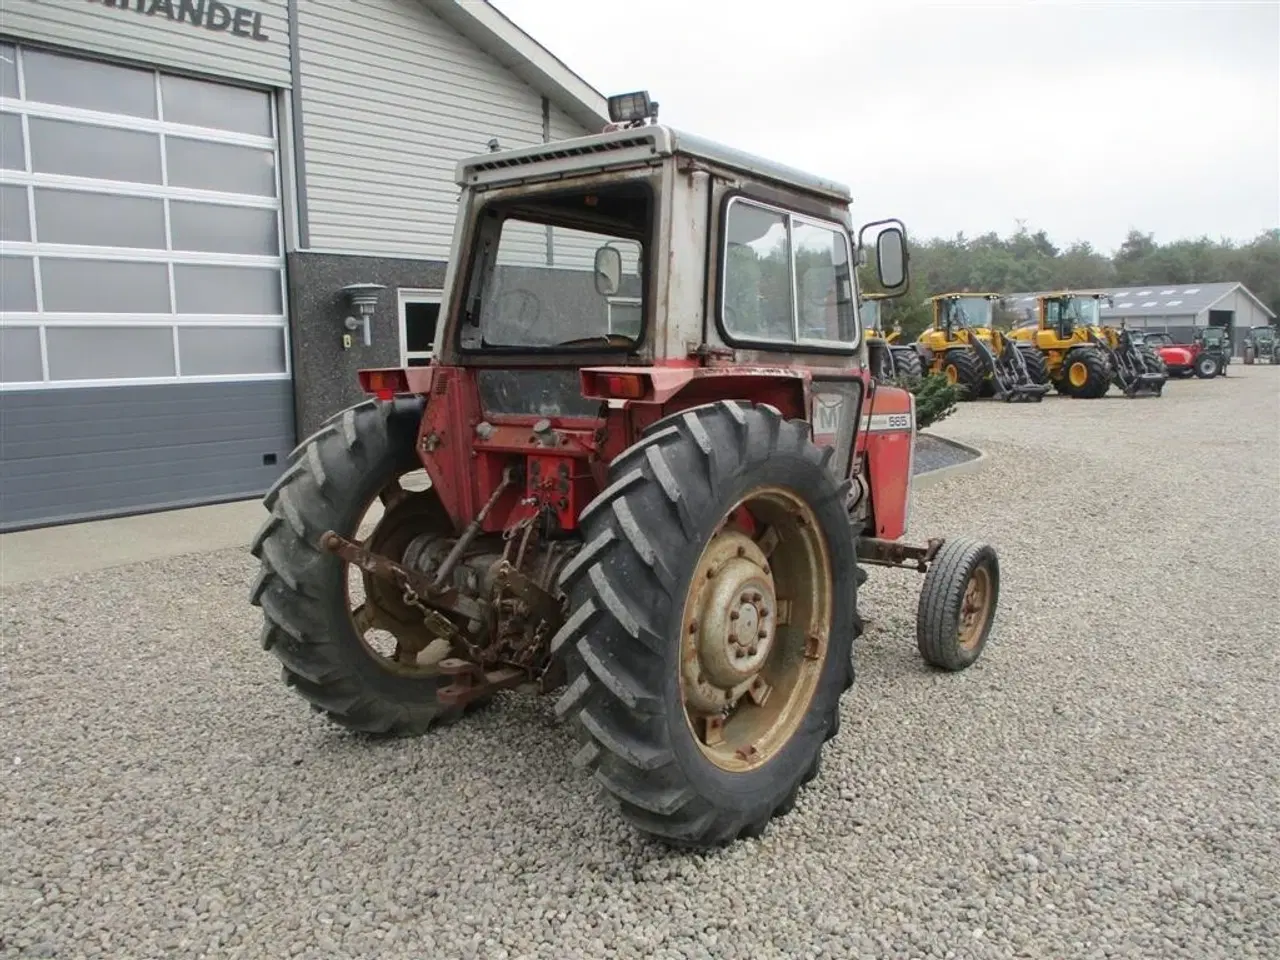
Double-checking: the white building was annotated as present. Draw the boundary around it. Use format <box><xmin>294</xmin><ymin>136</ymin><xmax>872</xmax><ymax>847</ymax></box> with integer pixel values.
<box><xmin>1003</xmin><ymin>282</ymin><xmax>1276</xmax><ymax>350</ymax></box>
<box><xmin>0</xmin><ymin>0</ymin><xmax>608</xmax><ymax>530</ymax></box>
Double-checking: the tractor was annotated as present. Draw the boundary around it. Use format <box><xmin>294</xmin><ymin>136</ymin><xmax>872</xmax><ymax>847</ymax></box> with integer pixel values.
<box><xmin>860</xmin><ymin>292</ymin><xmax>926</xmax><ymax>382</ymax></box>
<box><xmin>1244</xmin><ymin>324</ymin><xmax>1279</xmax><ymax>364</ymax></box>
<box><xmin>1131</xmin><ymin>331</ymin><xmax>1196</xmax><ymax>378</ymax></box>
<box><xmin>1191</xmin><ymin>326</ymin><xmax>1231</xmax><ymax>377</ymax></box>
<box><xmin>249</xmin><ymin>94</ymin><xmax>1003</xmax><ymax>850</ymax></box>
<box><xmin>916</xmin><ymin>293</ymin><xmax>1048</xmax><ymax>400</ymax></box>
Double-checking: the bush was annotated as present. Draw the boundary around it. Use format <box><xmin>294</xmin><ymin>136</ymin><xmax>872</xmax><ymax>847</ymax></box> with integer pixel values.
<box><xmin>896</xmin><ymin>371</ymin><xmax>961</xmax><ymax>431</ymax></box>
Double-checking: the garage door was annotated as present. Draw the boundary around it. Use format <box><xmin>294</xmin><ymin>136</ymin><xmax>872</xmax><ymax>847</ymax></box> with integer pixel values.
<box><xmin>0</xmin><ymin>39</ymin><xmax>295</xmax><ymax>531</ymax></box>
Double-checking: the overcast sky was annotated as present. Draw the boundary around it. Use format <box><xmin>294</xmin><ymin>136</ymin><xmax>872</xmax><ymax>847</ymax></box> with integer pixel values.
<box><xmin>490</xmin><ymin>0</ymin><xmax>1280</xmax><ymax>254</ymax></box>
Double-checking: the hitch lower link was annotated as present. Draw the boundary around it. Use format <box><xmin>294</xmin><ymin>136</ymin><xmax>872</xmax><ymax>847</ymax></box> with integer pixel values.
<box><xmin>318</xmin><ymin>530</ymin><xmax>525</xmax><ymax>709</ymax></box>
<box><xmin>856</xmin><ymin>537</ymin><xmax>944</xmax><ymax>573</ymax></box>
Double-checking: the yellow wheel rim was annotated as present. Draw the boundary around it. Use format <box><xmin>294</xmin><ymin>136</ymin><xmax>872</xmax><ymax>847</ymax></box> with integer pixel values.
<box><xmin>945</xmin><ymin>365</ymin><xmax>959</xmax><ymax>385</ymax></box>
<box><xmin>1068</xmin><ymin>361</ymin><xmax>1089</xmax><ymax>388</ymax></box>
<box><xmin>958</xmin><ymin>566</ymin><xmax>993</xmax><ymax>651</ymax></box>
<box><xmin>679</xmin><ymin>487</ymin><xmax>833</xmax><ymax>773</ymax></box>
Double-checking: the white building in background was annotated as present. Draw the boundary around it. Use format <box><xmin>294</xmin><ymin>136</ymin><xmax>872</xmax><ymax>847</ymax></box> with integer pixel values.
<box><xmin>0</xmin><ymin>0</ymin><xmax>609</xmax><ymax>531</ymax></box>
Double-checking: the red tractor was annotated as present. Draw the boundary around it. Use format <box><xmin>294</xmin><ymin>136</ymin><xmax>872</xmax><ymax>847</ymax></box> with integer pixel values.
<box><xmin>249</xmin><ymin>93</ymin><xmax>1001</xmax><ymax>849</ymax></box>
<box><xmin>1134</xmin><ymin>330</ymin><xmax>1221</xmax><ymax>378</ymax></box>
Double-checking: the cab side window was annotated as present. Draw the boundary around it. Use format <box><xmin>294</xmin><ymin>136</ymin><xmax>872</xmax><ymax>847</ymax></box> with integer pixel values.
<box><xmin>721</xmin><ymin>197</ymin><xmax>857</xmax><ymax>349</ymax></box>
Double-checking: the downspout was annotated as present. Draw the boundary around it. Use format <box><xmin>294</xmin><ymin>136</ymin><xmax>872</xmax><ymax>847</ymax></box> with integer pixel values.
<box><xmin>542</xmin><ymin>96</ymin><xmax>553</xmax><ymax>266</ymax></box>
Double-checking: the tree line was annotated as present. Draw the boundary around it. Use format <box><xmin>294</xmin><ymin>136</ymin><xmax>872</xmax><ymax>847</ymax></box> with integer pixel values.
<box><xmin>862</xmin><ymin>226</ymin><xmax>1280</xmax><ymax>339</ymax></box>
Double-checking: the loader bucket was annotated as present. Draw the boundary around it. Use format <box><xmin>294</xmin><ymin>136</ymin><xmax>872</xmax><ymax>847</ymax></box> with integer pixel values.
<box><xmin>1120</xmin><ymin>371</ymin><xmax>1166</xmax><ymax>398</ymax></box>
<box><xmin>986</xmin><ymin>334</ymin><xmax>1049</xmax><ymax>402</ymax></box>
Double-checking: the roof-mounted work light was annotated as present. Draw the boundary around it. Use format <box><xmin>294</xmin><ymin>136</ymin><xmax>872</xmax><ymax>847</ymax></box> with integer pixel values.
<box><xmin>605</xmin><ymin>90</ymin><xmax>659</xmax><ymax>130</ymax></box>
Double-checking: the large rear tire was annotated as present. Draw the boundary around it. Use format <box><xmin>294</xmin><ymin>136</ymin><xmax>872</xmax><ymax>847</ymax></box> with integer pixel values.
<box><xmin>551</xmin><ymin>401</ymin><xmax>858</xmax><ymax>848</ymax></box>
<box><xmin>1020</xmin><ymin>346</ymin><xmax>1050</xmax><ymax>385</ymax></box>
<box><xmin>1059</xmin><ymin>347</ymin><xmax>1110</xmax><ymax>398</ymax></box>
<box><xmin>891</xmin><ymin>346</ymin><xmax>924</xmax><ymax>381</ymax></box>
<box><xmin>249</xmin><ymin>398</ymin><xmax>468</xmax><ymax>736</ymax></box>
<box><xmin>941</xmin><ymin>348</ymin><xmax>985</xmax><ymax>400</ymax></box>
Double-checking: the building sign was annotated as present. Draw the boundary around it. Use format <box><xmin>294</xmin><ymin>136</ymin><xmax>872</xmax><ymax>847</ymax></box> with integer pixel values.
<box><xmin>87</xmin><ymin>0</ymin><xmax>271</xmax><ymax>43</ymax></box>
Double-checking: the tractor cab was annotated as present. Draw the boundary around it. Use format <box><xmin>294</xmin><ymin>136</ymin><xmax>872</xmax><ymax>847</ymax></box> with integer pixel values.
<box><xmin>923</xmin><ymin>293</ymin><xmax>999</xmax><ymax>341</ymax></box>
<box><xmin>250</xmin><ymin>91</ymin><xmax>1004</xmax><ymax>851</ymax></box>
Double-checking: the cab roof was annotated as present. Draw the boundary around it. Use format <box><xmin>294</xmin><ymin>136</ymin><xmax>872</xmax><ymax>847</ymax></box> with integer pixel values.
<box><xmin>455</xmin><ymin>124</ymin><xmax>853</xmax><ymax>204</ymax></box>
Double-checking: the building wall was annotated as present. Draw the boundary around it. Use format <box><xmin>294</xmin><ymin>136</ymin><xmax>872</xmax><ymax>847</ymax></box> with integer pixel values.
<box><xmin>286</xmin><ymin>252</ymin><xmax>446</xmax><ymax>437</ymax></box>
<box><xmin>1198</xmin><ymin>288</ymin><xmax>1273</xmax><ymax>354</ymax></box>
<box><xmin>293</xmin><ymin>0</ymin><xmax>589</xmax><ymax>259</ymax></box>
<box><xmin>0</xmin><ymin>0</ymin><xmax>292</xmax><ymax>87</ymax></box>
<box><xmin>286</xmin><ymin>0</ymin><xmax>601</xmax><ymax>432</ymax></box>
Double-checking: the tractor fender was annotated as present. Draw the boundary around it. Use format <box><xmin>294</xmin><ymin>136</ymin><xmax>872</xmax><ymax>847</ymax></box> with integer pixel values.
<box><xmin>855</xmin><ymin>384</ymin><xmax>915</xmax><ymax>541</ymax></box>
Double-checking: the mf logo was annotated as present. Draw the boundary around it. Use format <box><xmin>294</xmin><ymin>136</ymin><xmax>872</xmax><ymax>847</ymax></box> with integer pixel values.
<box><xmin>813</xmin><ymin>393</ymin><xmax>844</xmax><ymax>438</ymax></box>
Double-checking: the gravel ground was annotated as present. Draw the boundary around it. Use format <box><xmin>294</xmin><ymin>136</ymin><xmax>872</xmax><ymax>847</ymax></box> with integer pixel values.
<box><xmin>2</xmin><ymin>368</ymin><xmax>1278</xmax><ymax>960</ymax></box>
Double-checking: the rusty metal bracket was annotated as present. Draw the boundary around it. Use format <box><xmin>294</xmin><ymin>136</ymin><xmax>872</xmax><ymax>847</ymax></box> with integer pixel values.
<box><xmin>493</xmin><ymin>560</ymin><xmax>566</xmax><ymax>627</ymax></box>
<box><xmin>437</xmin><ymin>657</ymin><xmax>524</xmax><ymax>709</ymax></box>
<box><xmin>318</xmin><ymin>530</ymin><xmax>483</xmax><ymax>622</ymax></box>
<box><xmin>856</xmin><ymin>537</ymin><xmax>944</xmax><ymax>573</ymax></box>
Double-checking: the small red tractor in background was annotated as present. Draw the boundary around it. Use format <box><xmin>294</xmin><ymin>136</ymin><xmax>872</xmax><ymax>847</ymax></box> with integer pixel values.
<box><xmin>250</xmin><ymin>93</ymin><xmax>1001</xmax><ymax>849</ymax></box>
<box><xmin>1131</xmin><ymin>331</ymin><xmax>1195</xmax><ymax>378</ymax></box>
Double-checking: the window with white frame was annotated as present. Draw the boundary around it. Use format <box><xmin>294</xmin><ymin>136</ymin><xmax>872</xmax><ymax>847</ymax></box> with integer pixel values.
<box><xmin>720</xmin><ymin>196</ymin><xmax>858</xmax><ymax>349</ymax></box>
<box><xmin>606</xmin><ymin>296</ymin><xmax>642</xmax><ymax>338</ymax></box>
<box><xmin>0</xmin><ymin>40</ymin><xmax>288</xmax><ymax>388</ymax></box>
<box><xmin>399</xmin><ymin>289</ymin><xmax>442</xmax><ymax>367</ymax></box>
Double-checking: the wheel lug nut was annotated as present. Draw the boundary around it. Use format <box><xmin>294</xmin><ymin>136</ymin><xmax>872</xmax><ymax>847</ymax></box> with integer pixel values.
<box><xmin>737</xmin><ymin>546</ymin><xmax>745</xmax><ymax>557</ymax></box>
<box><xmin>729</xmin><ymin>610</ymin><xmax>740</xmax><ymax>621</ymax></box>
<box><xmin>688</xmin><ymin>620</ymin><xmax>698</xmax><ymax>633</ymax></box>
<box><xmin>758</xmin><ymin>629</ymin><xmax>767</xmax><ymax>639</ymax></box>
<box><xmin>749</xmin><ymin>646</ymin><xmax>758</xmax><ymax>656</ymax></box>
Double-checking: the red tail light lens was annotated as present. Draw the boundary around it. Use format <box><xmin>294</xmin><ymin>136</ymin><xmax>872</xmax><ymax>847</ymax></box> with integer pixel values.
<box><xmin>358</xmin><ymin>368</ymin><xmax>410</xmax><ymax>400</ymax></box>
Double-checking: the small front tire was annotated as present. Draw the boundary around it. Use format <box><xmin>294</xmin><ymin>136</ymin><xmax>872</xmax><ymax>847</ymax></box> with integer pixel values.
<box><xmin>916</xmin><ymin>537</ymin><xmax>999</xmax><ymax>671</ymax></box>
<box><xmin>1194</xmin><ymin>354</ymin><xmax>1220</xmax><ymax>378</ymax></box>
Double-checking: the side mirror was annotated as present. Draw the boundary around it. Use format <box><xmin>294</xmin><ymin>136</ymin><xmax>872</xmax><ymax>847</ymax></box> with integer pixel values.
<box><xmin>593</xmin><ymin>245</ymin><xmax>622</xmax><ymax>297</ymax></box>
<box><xmin>857</xmin><ymin>218</ymin><xmax>909</xmax><ymax>295</ymax></box>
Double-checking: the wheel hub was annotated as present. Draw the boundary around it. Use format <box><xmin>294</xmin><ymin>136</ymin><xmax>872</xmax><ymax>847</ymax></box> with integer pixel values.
<box><xmin>682</xmin><ymin>531</ymin><xmax>775</xmax><ymax>713</ymax></box>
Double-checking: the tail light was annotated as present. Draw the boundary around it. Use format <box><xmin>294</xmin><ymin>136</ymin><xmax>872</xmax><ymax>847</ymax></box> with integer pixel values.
<box><xmin>581</xmin><ymin>371</ymin><xmax>648</xmax><ymax>400</ymax></box>
<box><xmin>358</xmin><ymin>368</ymin><xmax>410</xmax><ymax>400</ymax></box>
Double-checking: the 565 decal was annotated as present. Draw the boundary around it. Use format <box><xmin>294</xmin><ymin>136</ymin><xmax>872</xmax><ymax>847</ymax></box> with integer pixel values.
<box><xmin>866</xmin><ymin>412</ymin><xmax>913</xmax><ymax>434</ymax></box>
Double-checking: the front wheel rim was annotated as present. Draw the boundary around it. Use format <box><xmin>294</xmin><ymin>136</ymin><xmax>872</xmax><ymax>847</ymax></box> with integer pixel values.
<box><xmin>957</xmin><ymin>566</ymin><xmax>993</xmax><ymax>650</ymax></box>
<box><xmin>679</xmin><ymin>486</ymin><xmax>833</xmax><ymax>773</ymax></box>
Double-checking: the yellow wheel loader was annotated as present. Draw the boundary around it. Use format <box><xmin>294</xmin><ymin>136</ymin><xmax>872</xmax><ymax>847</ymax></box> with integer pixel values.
<box><xmin>916</xmin><ymin>293</ymin><xmax>1048</xmax><ymax>400</ymax></box>
<box><xmin>1006</xmin><ymin>292</ymin><xmax>1116</xmax><ymax>398</ymax></box>
<box><xmin>860</xmin><ymin>292</ymin><xmax>926</xmax><ymax>382</ymax></box>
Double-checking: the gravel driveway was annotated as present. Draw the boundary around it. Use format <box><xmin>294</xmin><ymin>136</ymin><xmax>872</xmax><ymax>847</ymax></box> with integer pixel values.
<box><xmin>3</xmin><ymin>369</ymin><xmax>1278</xmax><ymax>960</ymax></box>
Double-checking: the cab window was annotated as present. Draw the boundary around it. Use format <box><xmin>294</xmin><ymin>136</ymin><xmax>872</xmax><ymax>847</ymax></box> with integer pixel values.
<box><xmin>721</xmin><ymin>197</ymin><xmax>857</xmax><ymax>349</ymax></box>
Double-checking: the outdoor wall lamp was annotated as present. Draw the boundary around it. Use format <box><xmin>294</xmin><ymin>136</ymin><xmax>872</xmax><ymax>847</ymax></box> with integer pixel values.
<box><xmin>340</xmin><ymin>283</ymin><xmax>385</xmax><ymax>348</ymax></box>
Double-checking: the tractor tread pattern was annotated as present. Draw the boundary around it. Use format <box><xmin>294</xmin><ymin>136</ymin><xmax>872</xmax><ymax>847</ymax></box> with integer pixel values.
<box><xmin>550</xmin><ymin>401</ymin><xmax>855</xmax><ymax>848</ymax></box>
<box><xmin>1061</xmin><ymin>346</ymin><xmax>1111</xmax><ymax>398</ymax></box>
<box><xmin>1019</xmin><ymin>346</ymin><xmax>1051</xmax><ymax>385</ymax></box>
<box><xmin>943</xmin><ymin>348</ymin><xmax>986</xmax><ymax>399</ymax></box>
<box><xmin>249</xmin><ymin>398</ymin><xmax>464</xmax><ymax>737</ymax></box>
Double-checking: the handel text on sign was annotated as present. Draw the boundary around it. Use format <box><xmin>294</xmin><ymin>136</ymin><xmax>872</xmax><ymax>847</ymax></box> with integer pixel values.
<box><xmin>87</xmin><ymin>0</ymin><xmax>271</xmax><ymax>43</ymax></box>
